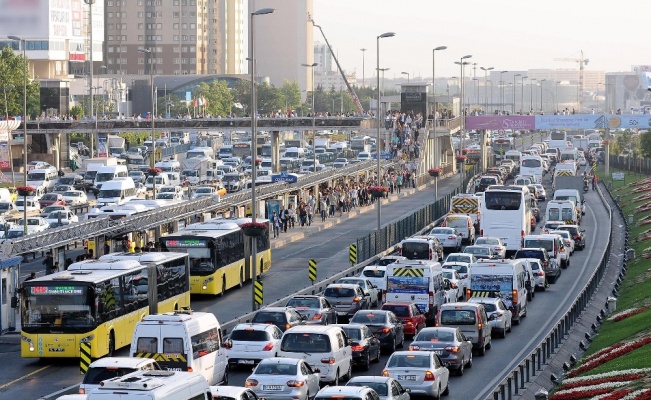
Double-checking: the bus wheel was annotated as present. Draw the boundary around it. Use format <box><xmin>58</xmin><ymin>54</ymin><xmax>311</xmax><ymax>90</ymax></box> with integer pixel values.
<box><xmin>220</xmin><ymin>276</ymin><xmax>226</xmax><ymax>297</ymax></box>
<box><xmin>238</xmin><ymin>269</ymin><xmax>244</xmax><ymax>289</ymax></box>
<box><xmin>107</xmin><ymin>331</ymin><xmax>115</xmax><ymax>357</ymax></box>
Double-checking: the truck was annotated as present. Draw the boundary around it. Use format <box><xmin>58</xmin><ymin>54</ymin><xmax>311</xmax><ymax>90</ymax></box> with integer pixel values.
<box><xmin>107</xmin><ymin>135</ymin><xmax>126</xmax><ymax>157</ymax></box>
<box><xmin>314</xmin><ymin>137</ymin><xmax>331</xmax><ymax>150</ymax></box>
<box><xmin>82</xmin><ymin>157</ymin><xmax>119</xmax><ymax>190</ymax></box>
<box><xmin>181</xmin><ymin>156</ymin><xmax>210</xmax><ymax>185</ymax></box>
<box><xmin>572</xmin><ymin>136</ymin><xmax>589</xmax><ymax>152</ymax></box>
<box><xmin>553</xmin><ymin>175</ymin><xmax>585</xmax><ymax>215</ymax></box>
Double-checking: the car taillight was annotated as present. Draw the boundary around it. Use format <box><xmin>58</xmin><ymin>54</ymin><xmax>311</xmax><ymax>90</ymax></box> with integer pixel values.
<box><xmin>312</xmin><ymin>313</ymin><xmax>322</xmax><ymax>320</ymax></box>
<box><xmin>448</xmin><ymin>236</ymin><xmax>456</xmax><ymax>240</ymax></box>
<box><xmin>465</xmin><ymin>288</ymin><xmax>471</xmax><ymax>301</ymax></box>
<box><xmin>513</xmin><ymin>289</ymin><xmax>518</xmax><ymax>305</ymax></box>
<box><xmin>538</xmin><ymin>271</ymin><xmax>545</xmax><ymax>276</ymax></box>
<box><xmin>424</xmin><ymin>371</ymin><xmax>436</xmax><ymax>381</ymax></box>
<box><xmin>378</xmin><ymin>327</ymin><xmax>391</xmax><ymax>334</ymax></box>
<box><xmin>245</xmin><ymin>379</ymin><xmax>259</xmax><ymax>387</ymax></box>
<box><xmin>262</xmin><ymin>342</ymin><xmax>274</xmax><ymax>351</ymax></box>
<box><xmin>285</xmin><ymin>323</ymin><xmax>291</xmax><ymax>330</ymax></box>
<box><xmin>382</xmin><ymin>370</ymin><xmax>389</xmax><ymax>377</ymax></box>
<box><xmin>445</xmin><ymin>346</ymin><xmax>461</xmax><ymax>353</ymax></box>
<box><xmin>353</xmin><ymin>296</ymin><xmax>360</xmax><ymax>302</ymax></box>
<box><xmin>79</xmin><ymin>389</ymin><xmax>85</xmax><ymax>394</ymax></box>
<box><xmin>429</xmin><ymin>291</ymin><xmax>434</xmax><ymax>306</ymax></box>
<box><xmin>351</xmin><ymin>345</ymin><xmax>365</xmax><ymax>352</ymax></box>
<box><xmin>321</xmin><ymin>357</ymin><xmax>335</xmax><ymax>364</ymax></box>
<box><xmin>287</xmin><ymin>380</ymin><xmax>305</xmax><ymax>388</ymax></box>
<box><xmin>409</xmin><ymin>345</ymin><xmax>420</xmax><ymax>351</ymax></box>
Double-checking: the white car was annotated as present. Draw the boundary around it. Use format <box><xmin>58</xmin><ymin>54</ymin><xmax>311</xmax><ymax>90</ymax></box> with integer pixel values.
<box><xmin>45</xmin><ymin>210</ymin><xmax>79</xmax><ymax>226</ymax></box>
<box><xmin>209</xmin><ymin>387</ymin><xmax>261</xmax><ymax>400</ymax></box>
<box><xmin>225</xmin><ymin>323</ymin><xmax>284</xmax><ymax>368</ymax></box>
<box><xmin>523</xmin><ymin>258</ymin><xmax>547</xmax><ymax>291</ymax></box>
<box><xmin>442</xmin><ymin>268</ymin><xmax>466</xmax><ymax>302</ymax></box>
<box><xmin>474</xmin><ymin>236</ymin><xmax>507</xmax><ymax>259</ymax></box>
<box><xmin>245</xmin><ymin>357</ymin><xmax>321</xmax><ymax>400</ymax></box>
<box><xmin>443</xmin><ymin>253</ymin><xmax>477</xmax><ymax>264</ymax></box>
<box><xmin>62</xmin><ymin>190</ymin><xmax>88</xmax><ymax>206</ymax></box>
<box><xmin>15</xmin><ymin>198</ymin><xmax>41</xmax><ymax>212</ymax></box>
<box><xmin>155</xmin><ymin>191</ymin><xmax>184</xmax><ymax>201</ymax></box>
<box><xmin>442</xmin><ymin>261</ymin><xmax>472</xmax><ymax>294</ymax></box>
<box><xmin>578</xmin><ymin>157</ymin><xmax>587</xmax><ymax>166</ymax></box>
<box><xmin>550</xmin><ymin>230</ymin><xmax>575</xmax><ymax>255</ymax></box>
<box><xmin>382</xmin><ymin>351</ymin><xmax>450</xmax><ymax>398</ymax></box>
<box><xmin>337</xmin><ymin>277</ymin><xmax>380</xmax><ymax>307</ymax></box>
<box><xmin>468</xmin><ymin>297</ymin><xmax>512</xmax><ymax>338</ymax></box>
<box><xmin>16</xmin><ymin>217</ymin><xmax>50</xmax><ymax>234</ymax></box>
<box><xmin>428</xmin><ymin>227</ymin><xmax>462</xmax><ymax>252</ymax></box>
<box><xmin>357</xmin><ymin>151</ymin><xmax>372</xmax><ymax>161</ymax></box>
<box><xmin>191</xmin><ymin>186</ymin><xmax>217</xmax><ymax>199</ymax></box>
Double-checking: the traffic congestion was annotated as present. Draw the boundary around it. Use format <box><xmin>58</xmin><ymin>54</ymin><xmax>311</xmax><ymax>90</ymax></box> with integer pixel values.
<box><xmin>1</xmin><ymin>128</ymin><xmax>608</xmax><ymax>400</ymax></box>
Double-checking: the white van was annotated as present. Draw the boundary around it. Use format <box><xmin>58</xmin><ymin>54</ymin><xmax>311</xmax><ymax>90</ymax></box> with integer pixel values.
<box><xmin>467</xmin><ymin>259</ymin><xmax>529</xmax><ymax>324</ymax></box>
<box><xmin>284</xmin><ymin>147</ymin><xmax>306</xmax><ymax>160</ymax></box>
<box><xmin>145</xmin><ymin>173</ymin><xmax>170</xmax><ymax>190</ymax></box>
<box><xmin>130</xmin><ymin>311</ymin><xmax>228</xmax><ymax>386</ymax></box>
<box><xmin>27</xmin><ymin>168</ymin><xmax>57</xmax><ymax>193</ymax></box>
<box><xmin>545</xmin><ymin>200</ymin><xmax>579</xmax><ymax>225</ymax></box>
<box><xmin>94</xmin><ymin>165</ymin><xmax>129</xmax><ymax>191</ymax></box>
<box><xmin>155</xmin><ymin>160</ymin><xmax>182</xmax><ymax>173</ymax></box>
<box><xmin>278</xmin><ymin>325</ymin><xmax>352</xmax><ymax>385</ymax></box>
<box><xmin>554</xmin><ymin>188</ymin><xmax>585</xmax><ymax>216</ymax></box>
<box><xmin>97</xmin><ymin>178</ymin><xmax>137</xmax><ymax>206</ymax></box>
<box><xmin>188</xmin><ymin>147</ymin><xmax>215</xmax><ymax>160</ymax></box>
<box><xmin>523</xmin><ymin>234</ymin><xmax>567</xmax><ymax>268</ymax></box>
<box><xmin>217</xmin><ymin>145</ymin><xmax>233</xmax><ymax>160</ymax></box>
<box><xmin>87</xmin><ymin>370</ymin><xmax>210</xmax><ymax>400</ymax></box>
<box><xmin>79</xmin><ymin>357</ymin><xmax>161</xmax><ymax>394</ymax></box>
<box><xmin>442</xmin><ymin>214</ymin><xmax>475</xmax><ymax>244</ymax></box>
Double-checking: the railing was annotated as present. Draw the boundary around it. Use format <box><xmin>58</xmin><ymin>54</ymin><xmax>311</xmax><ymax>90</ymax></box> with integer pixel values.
<box><xmin>425</xmin><ymin>117</ymin><xmax>462</xmax><ymax>131</ymax></box>
<box><xmin>609</xmin><ymin>155</ymin><xmax>651</xmax><ymax>175</ymax></box>
<box><xmin>487</xmin><ymin>181</ymin><xmax>616</xmax><ymax>400</ymax></box>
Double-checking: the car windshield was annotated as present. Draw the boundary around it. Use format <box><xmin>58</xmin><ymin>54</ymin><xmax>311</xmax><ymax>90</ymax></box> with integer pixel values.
<box><xmin>47</xmin><ymin>212</ymin><xmax>67</xmax><ymax>219</ymax></box>
<box><xmin>280</xmin><ymin>333</ymin><xmax>331</xmax><ymax>353</ymax></box>
<box><xmin>254</xmin><ymin>362</ymin><xmax>298</xmax><ymax>375</ymax></box>
<box><xmin>63</xmin><ymin>191</ymin><xmax>80</xmax><ymax>197</ymax></box>
<box><xmin>0</xmin><ymin>203</ymin><xmax>10</xmax><ymax>210</ymax></box>
<box><xmin>99</xmin><ymin>190</ymin><xmax>122</xmax><ymax>198</ymax></box>
<box><xmin>286</xmin><ymin>298</ymin><xmax>320</xmax><ymax>308</ymax></box>
<box><xmin>42</xmin><ymin>194</ymin><xmax>57</xmax><ymax>200</ymax></box>
<box><xmin>515</xmin><ymin>250</ymin><xmax>545</xmax><ymax>259</ymax></box>
<box><xmin>381</xmin><ymin>304</ymin><xmax>409</xmax><ymax>317</ymax></box>
<box><xmin>230</xmin><ymin>329</ymin><xmax>269</xmax><ymax>341</ymax></box>
<box><xmin>28</xmin><ymin>173</ymin><xmax>46</xmax><ymax>180</ymax></box>
<box><xmin>445</xmin><ymin>255</ymin><xmax>469</xmax><ymax>263</ymax></box>
<box><xmin>324</xmin><ymin>287</ymin><xmax>355</xmax><ymax>298</ymax></box>
<box><xmin>341</xmin><ymin>327</ymin><xmax>361</xmax><ymax>341</ymax></box>
<box><xmin>346</xmin><ymin>382</ymin><xmax>388</xmax><ymax>396</ymax></box>
<box><xmin>156</xmin><ymin>193</ymin><xmax>174</xmax><ymax>199</ymax></box>
<box><xmin>401</xmin><ymin>242</ymin><xmax>429</xmax><ymax>260</ymax></box>
<box><xmin>363</xmin><ymin>269</ymin><xmax>385</xmax><ymax>278</ymax></box>
<box><xmin>339</xmin><ymin>279</ymin><xmax>364</xmax><ymax>287</ymax></box>
<box><xmin>416</xmin><ymin>329</ymin><xmax>455</xmax><ymax>342</ymax></box>
<box><xmin>387</xmin><ymin>354</ymin><xmax>430</xmax><ymax>368</ymax></box>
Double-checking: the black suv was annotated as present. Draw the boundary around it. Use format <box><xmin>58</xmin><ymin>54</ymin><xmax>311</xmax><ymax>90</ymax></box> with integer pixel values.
<box><xmin>514</xmin><ymin>247</ymin><xmax>561</xmax><ymax>284</ymax></box>
<box><xmin>57</xmin><ymin>174</ymin><xmax>85</xmax><ymax>191</ymax></box>
<box><xmin>556</xmin><ymin>224</ymin><xmax>586</xmax><ymax>250</ymax></box>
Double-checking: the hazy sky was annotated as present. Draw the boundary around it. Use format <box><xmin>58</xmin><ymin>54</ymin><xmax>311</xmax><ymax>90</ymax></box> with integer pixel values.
<box><xmin>312</xmin><ymin>0</ymin><xmax>647</xmax><ymax>81</ymax></box>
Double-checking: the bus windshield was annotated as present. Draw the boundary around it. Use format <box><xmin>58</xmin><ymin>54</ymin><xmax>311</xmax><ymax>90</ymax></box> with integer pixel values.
<box><xmin>521</xmin><ymin>159</ymin><xmax>541</xmax><ymax>168</ymax></box>
<box><xmin>22</xmin><ymin>284</ymin><xmax>95</xmax><ymax>331</ymax></box>
<box><xmin>484</xmin><ymin>192</ymin><xmax>522</xmax><ymax>210</ymax></box>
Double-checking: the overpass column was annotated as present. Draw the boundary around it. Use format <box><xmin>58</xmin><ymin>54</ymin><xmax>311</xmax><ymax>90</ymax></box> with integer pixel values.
<box><xmin>271</xmin><ymin>131</ymin><xmax>280</xmax><ymax>173</ymax></box>
<box><xmin>480</xmin><ymin>129</ymin><xmax>488</xmax><ymax>171</ymax></box>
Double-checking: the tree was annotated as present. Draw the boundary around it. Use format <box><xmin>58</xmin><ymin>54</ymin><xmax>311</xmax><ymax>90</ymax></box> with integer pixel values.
<box><xmin>193</xmin><ymin>80</ymin><xmax>234</xmax><ymax>117</ymax></box>
<box><xmin>639</xmin><ymin>131</ymin><xmax>651</xmax><ymax>158</ymax></box>
<box><xmin>0</xmin><ymin>46</ymin><xmax>40</xmax><ymax>118</ymax></box>
<box><xmin>70</xmin><ymin>105</ymin><xmax>83</xmax><ymax>120</ymax></box>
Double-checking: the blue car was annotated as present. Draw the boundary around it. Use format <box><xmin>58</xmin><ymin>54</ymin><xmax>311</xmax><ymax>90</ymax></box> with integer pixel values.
<box><xmin>372</xmin><ymin>151</ymin><xmax>393</xmax><ymax>160</ymax></box>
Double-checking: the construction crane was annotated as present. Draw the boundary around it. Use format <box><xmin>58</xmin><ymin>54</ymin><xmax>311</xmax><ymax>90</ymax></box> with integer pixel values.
<box><xmin>554</xmin><ymin>50</ymin><xmax>589</xmax><ymax>111</ymax></box>
<box><xmin>308</xmin><ymin>13</ymin><xmax>364</xmax><ymax>115</ymax></box>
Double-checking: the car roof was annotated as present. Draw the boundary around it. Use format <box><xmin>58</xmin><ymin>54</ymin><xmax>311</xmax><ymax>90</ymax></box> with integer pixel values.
<box><xmin>348</xmin><ymin>376</ymin><xmax>393</xmax><ymax>383</ymax></box>
<box><xmin>257</xmin><ymin>306</ymin><xmax>293</xmax><ymax>312</ymax></box>
<box><xmin>88</xmin><ymin>356</ymin><xmax>157</xmax><ymax>368</ymax></box>
<box><xmin>258</xmin><ymin>357</ymin><xmax>301</xmax><ymax>365</ymax></box>
<box><xmin>326</xmin><ymin>283</ymin><xmax>361</xmax><ymax>289</ymax></box>
<box><xmin>317</xmin><ymin>386</ymin><xmax>371</xmax><ymax>397</ymax></box>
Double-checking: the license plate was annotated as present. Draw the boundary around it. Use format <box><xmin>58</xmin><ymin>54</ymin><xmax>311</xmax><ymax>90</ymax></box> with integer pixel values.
<box><xmin>238</xmin><ymin>359</ymin><xmax>255</xmax><ymax>364</ymax></box>
<box><xmin>262</xmin><ymin>385</ymin><xmax>283</xmax><ymax>391</ymax></box>
<box><xmin>337</xmin><ymin>311</ymin><xmax>347</xmax><ymax>316</ymax></box>
<box><xmin>434</xmin><ymin>350</ymin><xmax>443</xmax><ymax>355</ymax></box>
<box><xmin>397</xmin><ymin>375</ymin><xmax>417</xmax><ymax>381</ymax></box>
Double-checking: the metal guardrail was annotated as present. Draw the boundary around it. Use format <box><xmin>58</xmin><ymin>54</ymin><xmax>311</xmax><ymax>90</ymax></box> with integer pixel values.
<box><xmin>487</xmin><ymin>180</ymin><xmax>614</xmax><ymax>400</ymax></box>
<box><xmin>0</xmin><ymin>160</ymin><xmax>392</xmax><ymax>256</ymax></box>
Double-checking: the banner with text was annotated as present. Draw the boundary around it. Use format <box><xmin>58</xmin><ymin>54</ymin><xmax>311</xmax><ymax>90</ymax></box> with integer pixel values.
<box><xmin>465</xmin><ymin>115</ymin><xmax>535</xmax><ymax>130</ymax></box>
<box><xmin>466</xmin><ymin>113</ymin><xmax>651</xmax><ymax>131</ymax></box>
<box><xmin>535</xmin><ymin>115</ymin><xmax>606</xmax><ymax>130</ymax></box>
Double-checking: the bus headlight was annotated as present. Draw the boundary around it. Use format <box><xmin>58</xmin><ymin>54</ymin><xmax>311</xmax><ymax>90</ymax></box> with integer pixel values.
<box><xmin>80</xmin><ymin>334</ymin><xmax>95</xmax><ymax>343</ymax></box>
<box><xmin>22</xmin><ymin>335</ymin><xmax>35</xmax><ymax>351</ymax></box>
<box><xmin>202</xmin><ymin>277</ymin><xmax>214</xmax><ymax>290</ymax></box>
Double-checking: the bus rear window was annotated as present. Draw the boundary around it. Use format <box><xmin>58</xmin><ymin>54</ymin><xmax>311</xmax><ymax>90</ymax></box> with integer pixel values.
<box><xmin>401</xmin><ymin>242</ymin><xmax>429</xmax><ymax>260</ymax></box>
<box><xmin>484</xmin><ymin>192</ymin><xmax>522</xmax><ymax>210</ymax></box>
<box><xmin>440</xmin><ymin>310</ymin><xmax>476</xmax><ymax>325</ymax></box>
<box><xmin>522</xmin><ymin>159</ymin><xmax>541</xmax><ymax>168</ymax></box>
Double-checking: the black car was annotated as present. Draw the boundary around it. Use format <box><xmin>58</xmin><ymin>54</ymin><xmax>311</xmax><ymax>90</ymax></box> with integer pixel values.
<box><xmin>514</xmin><ymin>247</ymin><xmax>561</xmax><ymax>284</ymax></box>
<box><xmin>349</xmin><ymin>310</ymin><xmax>405</xmax><ymax>354</ymax></box>
<box><xmin>333</xmin><ymin>324</ymin><xmax>381</xmax><ymax>370</ymax></box>
<box><xmin>57</xmin><ymin>174</ymin><xmax>85</xmax><ymax>191</ymax></box>
<box><xmin>251</xmin><ymin>307</ymin><xmax>306</xmax><ymax>332</ymax></box>
<box><xmin>556</xmin><ymin>224</ymin><xmax>586</xmax><ymax>250</ymax></box>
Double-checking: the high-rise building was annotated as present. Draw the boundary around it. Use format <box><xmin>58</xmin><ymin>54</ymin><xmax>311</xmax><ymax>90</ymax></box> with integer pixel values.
<box><xmin>104</xmin><ymin>0</ymin><xmax>245</xmax><ymax>76</ymax></box>
<box><xmin>0</xmin><ymin>0</ymin><xmax>104</xmax><ymax>79</ymax></box>
<box><xmin>314</xmin><ymin>41</ymin><xmax>332</xmax><ymax>74</ymax></box>
<box><xmin>252</xmin><ymin>0</ymin><xmax>313</xmax><ymax>93</ymax></box>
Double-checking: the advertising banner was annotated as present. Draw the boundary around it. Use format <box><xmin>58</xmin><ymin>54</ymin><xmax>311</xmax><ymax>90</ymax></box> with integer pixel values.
<box><xmin>535</xmin><ymin>115</ymin><xmax>606</xmax><ymax>130</ymax></box>
<box><xmin>605</xmin><ymin>114</ymin><xmax>651</xmax><ymax>129</ymax></box>
<box><xmin>465</xmin><ymin>116</ymin><xmax>535</xmax><ymax>130</ymax></box>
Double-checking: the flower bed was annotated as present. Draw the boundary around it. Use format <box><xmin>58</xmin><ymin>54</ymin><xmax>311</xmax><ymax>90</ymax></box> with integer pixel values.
<box><xmin>147</xmin><ymin>167</ymin><xmax>162</xmax><ymax>176</ymax></box>
<box><xmin>239</xmin><ymin>221</ymin><xmax>268</xmax><ymax>237</ymax></box>
<box><xmin>558</xmin><ymin>372</ymin><xmax>647</xmax><ymax>390</ymax></box>
<box><xmin>568</xmin><ymin>337</ymin><xmax>651</xmax><ymax>378</ymax></box>
<box><xmin>608</xmin><ymin>306</ymin><xmax>650</xmax><ymax>322</ymax></box>
<box><xmin>619</xmin><ymin>388</ymin><xmax>651</xmax><ymax>400</ymax></box>
<box><xmin>455</xmin><ymin>155</ymin><xmax>467</xmax><ymax>162</ymax></box>
<box><xmin>550</xmin><ymin>381</ymin><xmax>629</xmax><ymax>400</ymax></box>
<box><xmin>368</xmin><ymin>186</ymin><xmax>389</xmax><ymax>198</ymax></box>
<box><xmin>17</xmin><ymin>185</ymin><xmax>35</xmax><ymax>196</ymax></box>
<box><xmin>593</xmin><ymin>389</ymin><xmax>634</xmax><ymax>400</ymax></box>
<box><xmin>428</xmin><ymin>168</ymin><xmax>443</xmax><ymax>177</ymax></box>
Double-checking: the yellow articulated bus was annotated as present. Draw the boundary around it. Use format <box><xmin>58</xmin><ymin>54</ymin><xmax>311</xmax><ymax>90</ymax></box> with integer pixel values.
<box><xmin>159</xmin><ymin>218</ymin><xmax>271</xmax><ymax>296</ymax></box>
<box><xmin>20</xmin><ymin>253</ymin><xmax>190</xmax><ymax>359</ymax></box>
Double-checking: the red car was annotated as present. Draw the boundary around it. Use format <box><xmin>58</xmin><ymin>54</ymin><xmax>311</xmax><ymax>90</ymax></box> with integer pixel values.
<box><xmin>381</xmin><ymin>301</ymin><xmax>426</xmax><ymax>337</ymax></box>
<box><xmin>38</xmin><ymin>193</ymin><xmax>66</xmax><ymax>209</ymax></box>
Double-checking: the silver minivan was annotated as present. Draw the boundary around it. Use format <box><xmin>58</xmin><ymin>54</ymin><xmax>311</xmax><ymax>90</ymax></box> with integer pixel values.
<box><xmin>436</xmin><ymin>302</ymin><xmax>492</xmax><ymax>356</ymax></box>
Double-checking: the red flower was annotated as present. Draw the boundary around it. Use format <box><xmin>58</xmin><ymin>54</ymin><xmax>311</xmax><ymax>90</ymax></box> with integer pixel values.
<box><xmin>17</xmin><ymin>185</ymin><xmax>35</xmax><ymax>192</ymax></box>
<box><xmin>568</xmin><ymin>337</ymin><xmax>651</xmax><ymax>378</ymax></box>
<box><xmin>550</xmin><ymin>388</ymin><xmax>611</xmax><ymax>400</ymax></box>
<box><xmin>428</xmin><ymin>168</ymin><xmax>443</xmax><ymax>174</ymax></box>
<box><xmin>558</xmin><ymin>374</ymin><xmax>646</xmax><ymax>390</ymax></box>
<box><xmin>597</xmin><ymin>389</ymin><xmax>634</xmax><ymax>400</ymax></box>
<box><xmin>455</xmin><ymin>155</ymin><xmax>467</xmax><ymax>161</ymax></box>
<box><xmin>239</xmin><ymin>222</ymin><xmax>268</xmax><ymax>230</ymax></box>
<box><xmin>147</xmin><ymin>167</ymin><xmax>162</xmax><ymax>174</ymax></box>
<box><xmin>368</xmin><ymin>186</ymin><xmax>389</xmax><ymax>193</ymax></box>
<box><xmin>613</xmin><ymin>306</ymin><xmax>650</xmax><ymax>322</ymax></box>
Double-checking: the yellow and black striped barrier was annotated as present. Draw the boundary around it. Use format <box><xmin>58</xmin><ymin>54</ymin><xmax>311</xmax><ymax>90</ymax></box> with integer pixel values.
<box><xmin>308</xmin><ymin>259</ymin><xmax>317</xmax><ymax>282</ymax></box>
<box><xmin>254</xmin><ymin>280</ymin><xmax>263</xmax><ymax>305</ymax></box>
<box><xmin>349</xmin><ymin>244</ymin><xmax>357</xmax><ymax>265</ymax></box>
<box><xmin>392</xmin><ymin>267</ymin><xmax>424</xmax><ymax>277</ymax></box>
<box><xmin>80</xmin><ymin>342</ymin><xmax>91</xmax><ymax>375</ymax></box>
<box><xmin>592</xmin><ymin>162</ymin><xmax>597</xmax><ymax>172</ymax></box>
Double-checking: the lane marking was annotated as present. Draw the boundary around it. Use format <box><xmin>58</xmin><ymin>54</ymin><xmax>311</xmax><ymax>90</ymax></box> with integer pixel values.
<box><xmin>0</xmin><ymin>365</ymin><xmax>50</xmax><ymax>390</ymax></box>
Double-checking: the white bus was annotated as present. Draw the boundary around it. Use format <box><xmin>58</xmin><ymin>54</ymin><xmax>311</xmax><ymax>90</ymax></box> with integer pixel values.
<box><xmin>519</xmin><ymin>155</ymin><xmax>544</xmax><ymax>184</ymax></box>
<box><xmin>480</xmin><ymin>185</ymin><xmax>533</xmax><ymax>255</ymax></box>
<box><xmin>548</xmin><ymin>131</ymin><xmax>567</xmax><ymax>150</ymax></box>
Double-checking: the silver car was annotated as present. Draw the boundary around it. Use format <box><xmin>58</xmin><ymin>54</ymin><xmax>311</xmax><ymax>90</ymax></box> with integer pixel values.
<box><xmin>409</xmin><ymin>327</ymin><xmax>473</xmax><ymax>376</ymax></box>
<box><xmin>245</xmin><ymin>357</ymin><xmax>321</xmax><ymax>400</ymax></box>
<box><xmin>474</xmin><ymin>236</ymin><xmax>507</xmax><ymax>259</ymax></box>
<box><xmin>285</xmin><ymin>295</ymin><xmax>337</xmax><ymax>325</ymax></box>
<box><xmin>346</xmin><ymin>376</ymin><xmax>411</xmax><ymax>400</ymax></box>
<box><xmin>382</xmin><ymin>351</ymin><xmax>450</xmax><ymax>398</ymax></box>
<box><xmin>428</xmin><ymin>227</ymin><xmax>462</xmax><ymax>252</ymax></box>
<box><xmin>523</xmin><ymin>258</ymin><xmax>547</xmax><ymax>291</ymax></box>
<box><xmin>468</xmin><ymin>297</ymin><xmax>512</xmax><ymax>338</ymax></box>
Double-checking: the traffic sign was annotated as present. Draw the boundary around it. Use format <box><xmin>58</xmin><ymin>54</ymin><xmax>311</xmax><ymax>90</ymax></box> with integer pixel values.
<box><xmin>308</xmin><ymin>259</ymin><xmax>317</xmax><ymax>282</ymax></box>
<box><xmin>254</xmin><ymin>280</ymin><xmax>263</xmax><ymax>305</ymax></box>
<box><xmin>349</xmin><ymin>244</ymin><xmax>357</xmax><ymax>265</ymax></box>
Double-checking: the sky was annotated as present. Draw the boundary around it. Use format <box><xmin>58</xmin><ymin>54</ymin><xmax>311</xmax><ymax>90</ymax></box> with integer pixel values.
<box><xmin>312</xmin><ymin>0</ymin><xmax>649</xmax><ymax>81</ymax></box>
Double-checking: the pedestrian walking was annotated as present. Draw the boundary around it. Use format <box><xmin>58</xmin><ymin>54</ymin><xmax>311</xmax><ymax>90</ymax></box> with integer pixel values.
<box><xmin>43</xmin><ymin>252</ymin><xmax>54</xmax><ymax>275</ymax></box>
<box><xmin>592</xmin><ymin>174</ymin><xmax>598</xmax><ymax>190</ymax></box>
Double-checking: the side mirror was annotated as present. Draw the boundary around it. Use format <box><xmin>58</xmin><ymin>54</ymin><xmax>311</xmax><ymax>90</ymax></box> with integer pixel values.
<box><xmin>301</xmin><ymin>315</ymin><xmax>308</xmax><ymax>321</ymax></box>
<box><xmin>313</xmin><ymin>368</ymin><xmax>320</xmax><ymax>373</ymax></box>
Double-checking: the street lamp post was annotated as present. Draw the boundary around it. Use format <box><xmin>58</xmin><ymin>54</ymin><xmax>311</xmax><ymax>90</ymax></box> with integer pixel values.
<box><xmin>138</xmin><ymin>48</ymin><xmax>156</xmax><ymax>199</ymax></box>
<box><xmin>249</xmin><ymin>7</ymin><xmax>275</xmax><ymax>312</ymax></box>
<box><xmin>480</xmin><ymin>67</ymin><xmax>493</xmax><ymax>112</ymax></box>
<box><xmin>8</xmin><ymin>35</ymin><xmax>27</xmax><ymax>234</ymax></box>
<box><xmin>520</xmin><ymin>76</ymin><xmax>527</xmax><ymax>114</ymax></box>
<box><xmin>432</xmin><ymin>46</ymin><xmax>446</xmax><ymax>201</ymax></box>
<box><xmin>529</xmin><ymin>78</ymin><xmax>536</xmax><ymax>113</ymax></box>
<box><xmin>376</xmin><ymin>32</ymin><xmax>395</xmax><ymax>233</ymax></box>
<box><xmin>1</xmin><ymin>84</ymin><xmax>15</xmax><ymax>183</ymax></box>
<box><xmin>302</xmin><ymin>62</ymin><xmax>318</xmax><ymax>174</ymax></box>
<box><xmin>539</xmin><ymin>79</ymin><xmax>547</xmax><ymax>114</ymax></box>
<box><xmin>401</xmin><ymin>72</ymin><xmax>410</xmax><ymax>83</ymax></box>
<box><xmin>499</xmin><ymin>71</ymin><xmax>508</xmax><ymax>114</ymax></box>
<box><xmin>556</xmin><ymin>81</ymin><xmax>562</xmax><ymax>112</ymax></box>
<box><xmin>360</xmin><ymin>48</ymin><xmax>367</xmax><ymax>87</ymax></box>
<box><xmin>454</xmin><ymin>55</ymin><xmax>472</xmax><ymax>129</ymax></box>
<box><xmin>513</xmin><ymin>74</ymin><xmax>520</xmax><ymax>114</ymax></box>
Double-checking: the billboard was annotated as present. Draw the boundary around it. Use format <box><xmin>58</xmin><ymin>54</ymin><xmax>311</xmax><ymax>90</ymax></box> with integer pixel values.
<box><xmin>465</xmin><ymin>116</ymin><xmax>535</xmax><ymax>130</ymax></box>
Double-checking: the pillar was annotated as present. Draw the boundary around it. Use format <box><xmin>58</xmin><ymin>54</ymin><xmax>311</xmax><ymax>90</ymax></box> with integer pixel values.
<box><xmin>271</xmin><ymin>131</ymin><xmax>280</xmax><ymax>173</ymax></box>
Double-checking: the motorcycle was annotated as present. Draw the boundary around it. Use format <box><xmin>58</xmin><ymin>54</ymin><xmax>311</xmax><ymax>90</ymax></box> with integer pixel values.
<box><xmin>583</xmin><ymin>179</ymin><xmax>590</xmax><ymax>193</ymax></box>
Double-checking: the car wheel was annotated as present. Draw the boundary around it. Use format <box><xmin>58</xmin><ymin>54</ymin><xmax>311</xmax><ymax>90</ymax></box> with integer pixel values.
<box><xmin>466</xmin><ymin>352</ymin><xmax>473</xmax><ymax>368</ymax></box>
<box><xmin>386</xmin><ymin>337</ymin><xmax>396</xmax><ymax>354</ymax></box>
<box><xmin>373</xmin><ymin>346</ymin><xmax>381</xmax><ymax>363</ymax></box>
<box><xmin>456</xmin><ymin>360</ymin><xmax>465</xmax><ymax>376</ymax></box>
<box><xmin>363</xmin><ymin>352</ymin><xmax>371</xmax><ymax>371</ymax></box>
<box><xmin>477</xmin><ymin>344</ymin><xmax>486</xmax><ymax>356</ymax></box>
<box><xmin>486</xmin><ymin>338</ymin><xmax>492</xmax><ymax>350</ymax></box>
<box><xmin>433</xmin><ymin>384</ymin><xmax>441</xmax><ymax>400</ymax></box>
<box><xmin>222</xmin><ymin>367</ymin><xmax>229</xmax><ymax>385</ymax></box>
<box><xmin>305</xmin><ymin>391</ymin><xmax>310</xmax><ymax>400</ymax></box>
